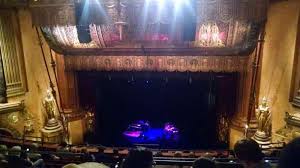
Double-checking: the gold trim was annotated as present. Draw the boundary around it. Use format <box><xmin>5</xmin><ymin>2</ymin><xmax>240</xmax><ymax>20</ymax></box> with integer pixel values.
<box><xmin>0</xmin><ymin>101</ymin><xmax>25</xmax><ymax>114</ymax></box>
<box><xmin>64</xmin><ymin>55</ymin><xmax>250</xmax><ymax>72</ymax></box>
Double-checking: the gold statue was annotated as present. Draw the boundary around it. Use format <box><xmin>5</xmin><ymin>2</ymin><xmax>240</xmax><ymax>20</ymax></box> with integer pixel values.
<box><xmin>255</xmin><ymin>97</ymin><xmax>272</xmax><ymax>137</ymax></box>
<box><xmin>43</xmin><ymin>89</ymin><xmax>56</xmax><ymax>120</ymax></box>
<box><xmin>41</xmin><ymin>89</ymin><xmax>64</xmax><ymax>144</ymax></box>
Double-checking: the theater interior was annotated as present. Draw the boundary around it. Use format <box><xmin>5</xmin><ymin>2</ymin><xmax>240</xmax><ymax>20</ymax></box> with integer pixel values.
<box><xmin>0</xmin><ymin>0</ymin><xmax>300</xmax><ymax>167</ymax></box>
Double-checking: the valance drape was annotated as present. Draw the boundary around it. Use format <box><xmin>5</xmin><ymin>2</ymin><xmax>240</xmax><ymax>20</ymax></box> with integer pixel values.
<box><xmin>64</xmin><ymin>55</ymin><xmax>250</xmax><ymax>72</ymax></box>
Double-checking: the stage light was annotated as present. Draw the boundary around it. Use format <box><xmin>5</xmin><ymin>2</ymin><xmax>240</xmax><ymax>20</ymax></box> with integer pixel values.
<box><xmin>147</xmin><ymin>0</ymin><xmax>166</xmax><ymax>5</ymax></box>
<box><xmin>157</xmin><ymin>0</ymin><xmax>166</xmax><ymax>9</ymax></box>
<box><xmin>173</xmin><ymin>0</ymin><xmax>185</xmax><ymax>5</ymax></box>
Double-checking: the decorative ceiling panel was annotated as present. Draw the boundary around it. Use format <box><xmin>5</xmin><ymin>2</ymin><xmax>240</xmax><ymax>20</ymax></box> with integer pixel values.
<box><xmin>32</xmin><ymin>0</ymin><xmax>267</xmax><ymax>55</ymax></box>
<box><xmin>0</xmin><ymin>0</ymin><xmax>27</xmax><ymax>7</ymax></box>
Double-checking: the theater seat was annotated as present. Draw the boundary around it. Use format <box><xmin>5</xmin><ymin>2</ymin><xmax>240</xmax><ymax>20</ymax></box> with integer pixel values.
<box><xmin>216</xmin><ymin>162</ymin><xmax>244</xmax><ymax>168</ymax></box>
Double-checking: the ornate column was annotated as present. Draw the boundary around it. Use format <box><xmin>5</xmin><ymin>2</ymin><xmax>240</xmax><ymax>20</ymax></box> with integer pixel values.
<box><xmin>231</xmin><ymin>51</ymin><xmax>258</xmax><ymax>131</ymax></box>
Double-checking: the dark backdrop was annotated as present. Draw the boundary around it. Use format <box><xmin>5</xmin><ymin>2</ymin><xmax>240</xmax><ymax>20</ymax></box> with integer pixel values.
<box><xmin>94</xmin><ymin>72</ymin><xmax>220</xmax><ymax>149</ymax></box>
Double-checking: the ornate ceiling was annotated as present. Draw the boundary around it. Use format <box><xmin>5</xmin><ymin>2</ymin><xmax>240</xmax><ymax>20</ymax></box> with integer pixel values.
<box><xmin>28</xmin><ymin>0</ymin><xmax>268</xmax><ymax>56</ymax></box>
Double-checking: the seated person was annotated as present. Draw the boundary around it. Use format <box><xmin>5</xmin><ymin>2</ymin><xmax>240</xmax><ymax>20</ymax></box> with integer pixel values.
<box><xmin>192</xmin><ymin>157</ymin><xmax>216</xmax><ymax>168</ymax></box>
<box><xmin>0</xmin><ymin>153</ymin><xmax>8</xmax><ymax>168</ymax></box>
<box><xmin>0</xmin><ymin>145</ymin><xmax>8</xmax><ymax>156</ymax></box>
<box><xmin>121</xmin><ymin>149</ymin><xmax>153</xmax><ymax>168</ymax></box>
<box><xmin>234</xmin><ymin>139</ymin><xmax>270</xmax><ymax>168</ymax></box>
<box><xmin>57</xmin><ymin>141</ymin><xmax>70</xmax><ymax>152</ymax></box>
<box><xmin>63</xmin><ymin>162</ymin><xmax>109</xmax><ymax>168</ymax></box>
<box><xmin>8</xmin><ymin>148</ymin><xmax>45</xmax><ymax>168</ymax></box>
<box><xmin>27</xmin><ymin>143</ymin><xmax>42</xmax><ymax>161</ymax></box>
<box><xmin>279</xmin><ymin>137</ymin><xmax>300</xmax><ymax>168</ymax></box>
<box><xmin>81</xmin><ymin>148</ymin><xmax>96</xmax><ymax>162</ymax></box>
<box><xmin>7</xmin><ymin>146</ymin><xmax>24</xmax><ymax>168</ymax></box>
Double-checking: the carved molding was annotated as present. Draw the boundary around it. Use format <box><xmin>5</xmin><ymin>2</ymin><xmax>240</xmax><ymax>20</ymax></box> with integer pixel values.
<box><xmin>41</xmin><ymin>21</ymin><xmax>261</xmax><ymax>56</ymax></box>
<box><xmin>64</xmin><ymin>55</ymin><xmax>250</xmax><ymax>72</ymax></box>
<box><xmin>285</xmin><ymin>112</ymin><xmax>300</xmax><ymax>127</ymax></box>
<box><xmin>29</xmin><ymin>0</ymin><xmax>268</xmax><ymax>26</ymax></box>
<box><xmin>34</xmin><ymin>0</ymin><xmax>266</xmax><ymax>55</ymax></box>
<box><xmin>0</xmin><ymin>101</ymin><xmax>25</xmax><ymax>114</ymax></box>
<box><xmin>0</xmin><ymin>0</ymin><xmax>27</xmax><ymax>7</ymax></box>
<box><xmin>30</xmin><ymin>1</ymin><xmax>76</xmax><ymax>26</ymax></box>
<box><xmin>0</xmin><ymin>10</ymin><xmax>27</xmax><ymax>97</ymax></box>
<box><xmin>196</xmin><ymin>0</ymin><xmax>268</xmax><ymax>23</ymax></box>
<box><xmin>64</xmin><ymin>112</ymin><xmax>86</xmax><ymax>122</ymax></box>
<box><xmin>275</xmin><ymin>112</ymin><xmax>300</xmax><ymax>142</ymax></box>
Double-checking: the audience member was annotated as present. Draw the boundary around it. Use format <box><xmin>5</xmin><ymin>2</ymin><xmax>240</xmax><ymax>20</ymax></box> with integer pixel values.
<box><xmin>234</xmin><ymin>139</ymin><xmax>270</xmax><ymax>168</ymax></box>
<box><xmin>63</xmin><ymin>163</ymin><xmax>81</xmax><ymax>168</ymax></box>
<box><xmin>28</xmin><ymin>143</ymin><xmax>42</xmax><ymax>161</ymax></box>
<box><xmin>7</xmin><ymin>146</ymin><xmax>45</xmax><ymax>168</ymax></box>
<box><xmin>279</xmin><ymin>137</ymin><xmax>300</xmax><ymax>168</ymax></box>
<box><xmin>20</xmin><ymin>151</ymin><xmax>39</xmax><ymax>168</ymax></box>
<box><xmin>0</xmin><ymin>145</ymin><xmax>8</xmax><ymax>167</ymax></box>
<box><xmin>0</xmin><ymin>144</ymin><xmax>8</xmax><ymax>156</ymax></box>
<box><xmin>7</xmin><ymin>146</ymin><xmax>23</xmax><ymax>168</ymax></box>
<box><xmin>81</xmin><ymin>148</ymin><xmax>96</xmax><ymax>162</ymax></box>
<box><xmin>63</xmin><ymin>162</ymin><xmax>109</xmax><ymax>168</ymax></box>
<box><xmin>192</xmin><ymin>157</ymin><xmax>216</xmax><ymax>168</ymax></box>
<box><xmin>8</xmin><ymin>145</ymin><xmax>21</xmax><ymax>157</ymax></box>
<box><xmin>0</xmin><ymin>153</ymin><xmax>8</xmax><ymax>168</ymax></box>
<box><xmin>57</xmin><ymin>141</ymin><xmax>70</xmax><ymax>152</ymax></box>
<box><xmin>122</xmin><ymin>149</ymin><xmax>153</xmax><ymax>168</ymax></box>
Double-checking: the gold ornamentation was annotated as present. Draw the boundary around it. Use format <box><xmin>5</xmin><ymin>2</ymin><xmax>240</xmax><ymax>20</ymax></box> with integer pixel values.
<box><xmin>195</xmin><ymin>22</ymin><xmax>225</xmax><ymax>47</ymax></box>
<box><xmin>8</xmin><ymin>113</ymin><xmax>19</xmax><ymax>124</ymax></box>
<box><xmin>0</xmin><ymin>11</ymin><xmax>27</xmax><ymax>97</ymax></box>
<box><xmin>256</xmin><ymin>97</ymin><xmax>271</xmax><ymax>134</ymax></box>
<box><xmin>43</xmin><ymin>90</ymin><xmax>56</xmax><ymax>120</ymax></box>
<box><xmin>41</xmin><ymin>90</ymin><xmax>64</xmax><ymax>143</ymax></box>
<box><xmin>64</xmin><ymin>55</ymin><xmax>250</xmax><ymax>72</ymax></box>
<box><xmin>24</xmin><ymin>117</ymin><xmax>34</xmax><ymax>133</ymax></box>
<box><xmin>253</xmin><ymin>97</ymin><xmax>272</xmax><ymax>143</ymax></box>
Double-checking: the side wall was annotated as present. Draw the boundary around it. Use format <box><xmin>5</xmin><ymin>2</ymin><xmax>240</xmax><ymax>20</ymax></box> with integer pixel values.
<box><xmin>2</xmin><ymin>9</ymin><xmax>58</xmax><ymax>138</ymax></box>
<box><xmin>2</xmin><ymin>9</ymin><xmax>85</xmax><ymax>144</ymax></box>
<box><xmin>230</xmin><ymin>0</ymin><xmax>300</xmax><ymax>148</ymax></box>
<box><xmin>259</xmin><ymin>0</ymin><xmax>300</xmax><ymax>134</ymax></box>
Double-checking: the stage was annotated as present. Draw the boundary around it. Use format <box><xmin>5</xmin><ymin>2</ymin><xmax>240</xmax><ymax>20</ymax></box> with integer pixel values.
<box><xmin>78</xmin><ymin>72</ymin><xmax>238</xmax><ymax>149</ymax></box>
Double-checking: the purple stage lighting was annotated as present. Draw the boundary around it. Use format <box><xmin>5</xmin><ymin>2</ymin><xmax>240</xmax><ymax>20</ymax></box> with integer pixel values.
<box><xmin>164</xmin><ymin>123</ymin><xmax>179</xmax><ymax>134</ymax></box>
<box><xmin>123</xmin><ymin>120</ymin><xmax>179</xmax><ymax>146</ymax></box>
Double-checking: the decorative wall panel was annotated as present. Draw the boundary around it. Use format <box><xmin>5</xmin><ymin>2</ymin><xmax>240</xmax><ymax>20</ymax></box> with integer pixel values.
<box><xmin>0</xmin><ymin>11</ymin><xmax>27</xmax><ymax>97</ymax></box>
<box><xmin>64</xmin><ymin>55</ymin><xmax>249</xmax><ymax>72</ymax></box>
<box><xmin>32</xmin><ymin>0</ymin><xmax>267</xmax><ymax>55</ymax></box>
<box><xmin>0</xmin><ymin>0</ymin><xmax>27</xmax><ymax>7</ymax></box>
<box><xmin>196</xmin><ymin>0</ymin><xmax>267</xmax><ymax>23</ymax></box>
<box><xmin>29</xmin><ymin>0</ymin><xmax>76</xmax><ymax>26</ymax></box>
<box><xmin>41</xmin><ymin>21</ymin><xmax>261</xmax><ymax>56</ymax></box>
<box><xmin>30</xmin><ymin>0</ymin><xmax>267</xmax><ymax>26</ymax></box>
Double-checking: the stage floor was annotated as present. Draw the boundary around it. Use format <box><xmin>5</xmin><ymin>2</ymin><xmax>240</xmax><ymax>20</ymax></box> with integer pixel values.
<box><xmin>123</xmin><ymin>121</ymin><xmax>179</xmax><ymax>147</ymax></box>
